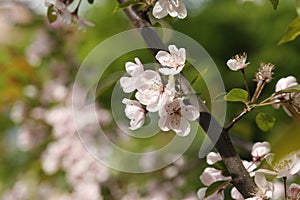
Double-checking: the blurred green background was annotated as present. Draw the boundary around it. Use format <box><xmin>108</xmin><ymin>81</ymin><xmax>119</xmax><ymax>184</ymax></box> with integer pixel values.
<box><xmin>0</xmin><ymin>0</ymin><xmax>299</xmax><ymax>199</ymax></box>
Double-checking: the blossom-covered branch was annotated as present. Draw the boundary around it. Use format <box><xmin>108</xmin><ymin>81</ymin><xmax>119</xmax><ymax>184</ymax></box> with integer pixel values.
<box><xmin>116</xmin><ymin>0</ymin><xmax>256</xmax><ymax>198</ymax></box>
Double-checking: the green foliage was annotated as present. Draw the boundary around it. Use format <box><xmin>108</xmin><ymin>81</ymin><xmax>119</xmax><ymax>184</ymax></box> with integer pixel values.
<box><xmin>47</xmin><ymin>4</ymin><xmax>57</xmax><ymax>23</ymax></box>
<box><xmin>224</xmin><ymin>88</ymin><xmax>248</xmax><ymax>103</ymax></box>
<box><xmin>278</xmin><ymin>17</ymin><xmax>300</xmax><ymax>45</ymax></box>
<box><xmin>205</xmin><ymin>180</ymin><xmax>228</xmax><ymax>197</ymax></box>
<box><xmin>113</xmin><ymin>0</ymin><xmax>144</xmax><ymax>13</ymax></box>
<box><xmin>256</xmin><ymin>112</ymin><xmax>276</xmax><ymax>132</ymax></box>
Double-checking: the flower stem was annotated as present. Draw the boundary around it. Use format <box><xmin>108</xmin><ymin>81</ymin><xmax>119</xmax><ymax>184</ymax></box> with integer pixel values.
<box><xmin>241</xmin><ymin>69</ymin><xmax>251</xmax><ymax>101</ymax></box>
<box><xmin>283</xmin><ymin>176</ymin><xmax>287</xmax><ymax>200</ymax></box>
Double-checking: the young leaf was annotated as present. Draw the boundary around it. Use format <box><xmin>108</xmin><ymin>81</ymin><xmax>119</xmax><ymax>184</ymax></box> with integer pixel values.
<box><xmin>113</xmin><ymin>0</ymin><xmax>143</xmax><ymax>13</ymax></box>
<box><xmin>269</xmin><ymin>0</ymin><xmax>279</xmax><ymax>10</ymax></box>
<box><xmin>47</xmin><ymin>4</ymin><xmax>57</xmax><ymax>23</ymax></box>
<box><xmin>224</xmin><ymin>88</ymin><xmax>248</xmax><ymax>103</ymax></box>
<box><xmin>87</xmin><ymin>0</ymin><xmax>94</xmax><ymax>4</ymax></box>
<box><xmin>256</xmin><ymin>113</ymin><xmax>276</xmax><ymax>132</ymax></box>
<box><xmin>205</xmin><ymin>181</ymin><xmax>228</xmax><ymax>197</ymax></box>
<box><xmin>278</xmin><ymin>17</ymin><xmax>300</xmax><ymax>45</ymax></box>
<box><xmin>274</xmin><ymin>84</ymin><xmax>300</xmax><ymax>95</ymax></box>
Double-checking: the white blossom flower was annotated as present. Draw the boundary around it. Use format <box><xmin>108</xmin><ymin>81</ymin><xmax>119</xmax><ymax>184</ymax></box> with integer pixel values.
<box><xmin>156</xmin><ymin>45</ymin><xmax>186</xmax><ymax>75</ymax></box>
<box><xmin>287</xmin><ymin>183</ymin><xmax>300</xmax><ymax>200</ymax></box>
<box><xmin>136</xmin><ymin>73</ymin><xmax>175</xmax><ymax>112</ymax></box>
<box><xmin>275</xmin><ymin>76</ymin><xmax>298</xmax><ymax>93</ymax></box>
<box><xmin>273</xmin><ymin>76</ymin><xmax>299</xmax><ymax>117</ymax></box>
<box><xmin>226</xmin><ymin>52</ymin><xmax>249</xmax><ymax>71</ymax></box>
<box><xmin>230</xmin><ymin>187</ymin><xmax>244</xmax><ymax>200</ymax></box>
<box><xmin>197</xmin><ymin>187</ymin><xmax>224</xmax><ymax>200</ymax></box>
<box><xmin>158</xmin><ymin>98</ymin><xmax>199</xmax><ymax>136</ymax></box>
<box><xmin>266</xmin><ymin>151</ymin><xmax>300</xmax><ymax>178</ymax></box>
<box><xmin>122</xmin><ymin>98</ymin><xmax>146</xmax><ymax>130</ymax></box>
<box><xmin>251</xmin><ymin>142</ymin><xmax>271</xmax><ymax>162</ymax></box>
<box><xmin>45</xmin><ymin>0</ymin><xmax>72</xmax><ymax>24</ymax></box>
<box><xmin>120</xmin><ymin>58</ymin><xmax>144</xmax><ymax>93</ymax></box>
<box><xmin>152</xmin><ymin>0</ymin><xmax>187</xmax><ymax>19</ymax></box>
<box><xmin>245</xmin><ymin>172</ymin><xmax>273</xmax><ymax>200</ymax></box>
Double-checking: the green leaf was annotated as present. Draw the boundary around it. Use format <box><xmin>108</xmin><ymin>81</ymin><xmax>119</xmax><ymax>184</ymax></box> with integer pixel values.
<box><xmin>86</xmin><ymin>71</ymin><xmax>124</xmax><ymax>103</ymax></box>
<box><xmin>47</xmin><ymin>4</ymin><xmax>57</xmax><ymax>23</ymax></box>
<box><xmin>269</xmin><ymin>0</ymin><xmax>279</xmax><ymax>10</ymax></box>
<box><xmin>278</xmin><ymin>17</ymin><xmax>300</xmax><ymax>45</ymax></box>
<box><xmin>205</xmin><ymin>181</ymin><xmax>228</xmax><ymax>197</ymax></box>
<box><xmin>256</xmin><ymin>113</ymin><xmax>276</xmax><ymax>132</ymax></box>
<box><xmin>87</xmin><ymin>0</ymin><xmax>94</xmax><ymax>4</ymax></box>
<box><xmin>224</xmin><ymin>88</ymin><xmax>248</xmax><ymax>102</ymax></box>
<box><xmin>113</xmin><ymin>1</ymin><xmax>143</xmax><ymax>13</ymax></box>
<box><xmin>274</xmin><ymin>84</ymin><xmax>300</xmax><ymax>95</ymax></box>
<box><xmin>191</xmin><ymin>67</ymin><xmax>208</xmax><ymax>86</ymax></box>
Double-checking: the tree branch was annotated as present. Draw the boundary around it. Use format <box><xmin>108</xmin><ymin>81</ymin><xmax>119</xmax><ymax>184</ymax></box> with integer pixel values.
<box><xmin>116</xmin><ymin>0</ymin><xmax>256</xmax><ymax>197</ymax></box>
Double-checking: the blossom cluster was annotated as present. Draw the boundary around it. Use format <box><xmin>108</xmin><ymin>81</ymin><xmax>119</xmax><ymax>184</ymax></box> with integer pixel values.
<box><xmin>152</xmin><ymin>0</ymin><xmax>187</xmax><ymax>19</ymax></box>
<box><xmin>197</xmin><ymin>141</ymin><xmax>300</xmax><ymax>200</ymax></box>
<box><xmin>226</xmin><ymin>52</ymin><xmax>299</xmax><ymax>118</ymax></box>
<box><xmin>120</xmin><ymin>45</ymin><xmax>199</xmax><ymax>136</ymax></box>
<box><xmin>45</xmin><ymin>0</ymin><xmax>94</xmax><ymax>31</ymax></box>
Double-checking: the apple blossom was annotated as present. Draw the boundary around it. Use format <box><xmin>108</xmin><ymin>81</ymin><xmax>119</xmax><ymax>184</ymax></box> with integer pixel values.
<box><xmin>200</xmin><ymin>167</ymin><xmax>231</xmax><ymax>186</ymax></box>
<box><xmin>287</xmin><ymin>183</ymin><xmax>300</xmax><ymax>200</ymax></box>
<box><xmin>265</xmin><ymin>151</ymin><xmax>300</xmax><ymax>178</ymax></box>
<box><xmin>245</xmin><ymin>172</ymin><xmax>273</xmax><ymax>200</ymax></box>
<box><xmin>120</xmin><ymin>58</ymin><xmax>145</xmax><ymax>93</ymax></box>
<box><xmin>254</xmin><ymin>63</ymin><xmax>275</xmax><ymax>83</ymax></box>
<box><xmin>122</xmin><ymin>98</ymin><xmax>146</xmax><ymax>130</ymax></box>
<box><xmin>226</xmin><ymin>52</ymin><xmax>249</xmax><ymax>71</ymax></box>
<box><xmin>251</xmin><ymin>142</ymin><xmax>271</xmax><ymax>163</ymax></box>
<box><xmin>136</xmin><ymin>75</ymin><xmax>176</xmax><ymax>112</ymax></box>
<box><xmin>45</xmin><ymin>0</ymin><xmax>72</xmax><ymax>24</ymax></box>
<box><xmin>158</xmin><ymin>98</ymin><xmax>199</xmax><ymax>136</ymax></box>
<box><xmin>273</xmin><ymin>76</ymin><xmax>298</xmax><ymax>116</ymax></box>
<box><xmin>152</xmin><ymin>0</ymin><xmax>187</xmax><ymax>19</ymax></box>
<box><xmin>156</xmin><ymin>45</ymin><xmax>186</xmax><ymax>75</ymax></box>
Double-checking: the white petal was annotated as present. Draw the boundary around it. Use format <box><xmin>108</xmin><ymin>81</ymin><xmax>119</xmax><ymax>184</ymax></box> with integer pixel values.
<box><xmin>125</xmin><ymin>58</ymin><xmax>144</xmax><ymax>76</ymax></box>
<box><xmin>159</xmin><ymin>67</ymin><xmax>178</xmax><ymax>75</ymax></box>
<box><xmin>226</xmin><ymin>59</ymin><xmax>239</xmax><ymax>71</ymax></box>
<box><xmin>156</xmin><ymin>51</ymin><xmax>172</xmax><ymax>66</ymax></box>
<box><xmin>182</xmin><ymin>105</ymin><xmax>199</xmax><ymax>121</ymax></box>
<box><xmin>230</xmin><ymin>187</ymin><xmax>244</xmax><ymax>200</ymax></box>
<box><xmin>120</xmin><ymin>77</ymin><xmax>137</xmax><ymax>93</ymax></box>
<box><xmin>197</xmin><ymin>187</ymin><xmax>207</xmax><ymax>200</ymax></box>
<box><xmin>173</xmin><ymin>118</ymin><xmax>190</xmax><ymax>136</ymax></box>
<box><xmin>158</xmin><ymin>115</ymin><xmax>170</xmax><ymax>131</ymax></box>
<box><xmin>251</xmin><ymin>141</ymin><xmax>271</xmax><ymax>159</ymax></box>
<box><xmin>206</xmin><ymin>152</ymin><xmax>222</xmax><ymax>165</ymax></box>
<box><xmin>152</xmin><ymin>1</ymin><xmax>168</xmax><ymax>19</ymax></box>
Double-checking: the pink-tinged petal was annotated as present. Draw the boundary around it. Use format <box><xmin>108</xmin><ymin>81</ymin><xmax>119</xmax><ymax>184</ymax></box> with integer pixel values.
<box><xmin>125</xmin><ymin>58</ymin><xmax>144</xmax><ymax>76</ymax></box>
<box><xmin>251</xmin><ymin>141</ymin><xmax>271</xmax><ymax>160</ymax></box>
<box><xmin>176</xmin><ymin>2</ymin><xmax>187</xmax><ymax>19</ymax></box>
<box><xmin>168</xmin><ymin>45</ymin><xmax>179</xmax><ymax>54</ymax></box>
<box><xmin>287</xmin><ymin>183</ymin><xmax>300</xmax><ymax>200</ymax></box>
<box><xmin>275</xmin><ymin>76</ymin><xmax>297</xmax><ymax>92</ymax></box>
<box><xmin>197</xmin><ymin>187</ymin><xmax>207</xmax><ymax>200</ymax></box>
<box><xmin>120</xmin><ymin>77</ymin><xmax>137</xmax><ymax>93</ymax></box>
<box><xmin>159</xmin><ymin>67</ymin><xmax>178</xmax><ymax>75</ymax></box>
<box><xmin>182</xmin><ymin>105</ymin><xmax>199</xmax><ymax>121</ymax></box>
<box><xmin>230</xmin><ymin>187</ymin><xmax>244</xmax><ymax>200</ymax></box>
<box><xmin>254</xmin><ymin>172</ymin><xmax>273</xmax><ymax>198</ymax></box>
<box><xmin>158</xmin><ymin>115</ymin><xmax>170</xmax><ymax>132</ymax></box>
<box><xmin>200</xmin><ymin>167</ymin><xmax>231</xmax><ymax>186</ymax></box>
<box><xmin>156</xmin><ymin>51</ymin><xmax>172</xmax><ymax>66</ymax></box>
<box><xmin>152</xmin><ymin>1</ymin><xmax>168</xmax><ymax>19</ymax></box>
<box><xmin>173</xmin><ymin>118</ymin><xmax>190</xmax><ymax>136</ymax></box>
<box><xmin>242</xmin><ymin>160</ymin><xmax>258</xmax><ymax>174</ymax></box>
<box><xmin>206</xmin><ymin>152</ymin><xmax>222</xmax><ymax>165</ymax></box>
<box><xmin>226</xmin><ymin>59</ymin><xmax>239</xmax><ymax>71</ymax></box>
